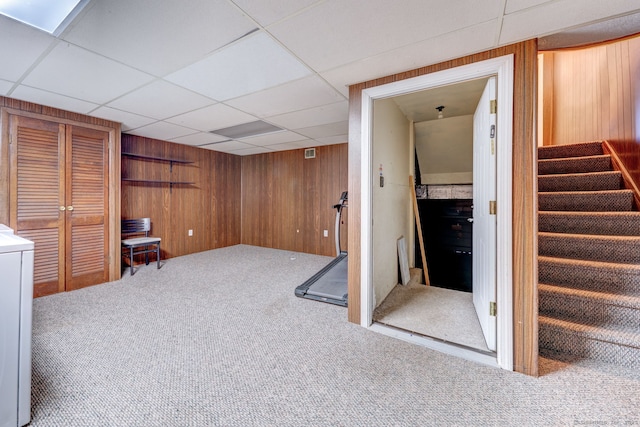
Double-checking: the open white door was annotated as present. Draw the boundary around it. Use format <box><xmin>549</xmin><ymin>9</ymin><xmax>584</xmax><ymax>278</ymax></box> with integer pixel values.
<box><xmin>472</xmin><ymin>77</ymin><xmax>497</xmax><ymax>351</ymax></box>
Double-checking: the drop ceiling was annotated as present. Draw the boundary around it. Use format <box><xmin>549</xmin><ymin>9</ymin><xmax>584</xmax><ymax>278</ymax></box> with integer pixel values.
<box><xmin>1</xmin><ymin>0</ymin><xmax>638</xmax><ymax>155</ymax></box>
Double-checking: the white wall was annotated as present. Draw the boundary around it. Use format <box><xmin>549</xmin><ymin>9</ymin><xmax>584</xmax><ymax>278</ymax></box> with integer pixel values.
<box><xmin>372</xmin><ymin>98</ymin><xmax>411</xmax><ymax>307</ymax></box>
<box><xmin>415</xmin><ymin>115</ymin><xmax>473</xmax><ymax>184</ymax></box>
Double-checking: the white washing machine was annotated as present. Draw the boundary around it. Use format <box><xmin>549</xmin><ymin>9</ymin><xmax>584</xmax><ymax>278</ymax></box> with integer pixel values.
<box><xmin>0</xmin><ymin>224</ymin><xmax>34</xmax><ymax>427</ymax></box>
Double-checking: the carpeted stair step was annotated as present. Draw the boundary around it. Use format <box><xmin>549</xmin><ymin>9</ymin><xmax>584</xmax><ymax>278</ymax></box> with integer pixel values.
<box><xmin>539</xmin><ymin>256</ymin><xmax>640</xmax><ymax>295</ymax></box>
<box><xmin>538</xmin><ymin>232</ymin><xmax>640</xmax><ymax>263</ymax></box>
<box><xmin>539</xmin><ymin>283</ymin><xmax>640</xmax><ymax>328</ymax></box>
<box><xmin>539</xmin><ymin>211</ymin><xmax>640</xmax><ymax>235</ymax></box>
<box><xmin>539</xmin><ymin>316</ymin><xmax>640</xmax><ymax>369</ymax></box>
<box><xmin>538</xmin><ymin>155</ymin><xmax>612</xmax><ymax>175</ymax></box>
<box><xmin>538</xmin><ymin>141</ymin><xmax>603</xmax><ymax>160</ymax></box>
<box><xmin>538</xmin><ymin>189</ymin><xmax>634</xmax><ymax>211</ymax></box>
<box><xmin>538</xmin><ymin>171</ymin><xmax>622</xmax><ymax>192</ymax></box>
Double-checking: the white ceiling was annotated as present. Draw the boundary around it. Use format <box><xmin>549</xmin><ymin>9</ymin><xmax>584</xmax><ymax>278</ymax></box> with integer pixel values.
<box><xmin>1</xmin><ymin>0</ymin><xmax>639</xmax><ymax>155</ymax></box>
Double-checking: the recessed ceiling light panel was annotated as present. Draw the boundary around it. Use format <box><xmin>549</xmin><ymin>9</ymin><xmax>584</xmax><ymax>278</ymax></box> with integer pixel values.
<box><xmin>0</xmin><ymin>0</ymin><xmax>88</xmax><ymax>34</ymax></box>
<box><xmin>209</xmin><ymin>120</ymin><xmax>283</xmax><ymax>139</ymax></box>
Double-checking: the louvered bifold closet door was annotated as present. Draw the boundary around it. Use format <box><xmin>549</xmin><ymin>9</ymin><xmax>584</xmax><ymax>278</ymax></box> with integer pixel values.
<box><xmin>65</xmin><ymin>125</ymin><xmax>109</xmax><ymax>290</ymax></box>
<box><xmin>10</xmin><ymin>115</ymin><xmax>66</xmax><ymax>297</ymax></box>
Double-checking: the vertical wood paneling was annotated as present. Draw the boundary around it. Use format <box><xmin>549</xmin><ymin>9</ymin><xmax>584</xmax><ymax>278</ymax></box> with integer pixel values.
<box><xmin>121</xmin><ymin>134</ymin><xmax>242</xmax><ymax>261</ymax></box>
<box><xmin>272</xmin><ymin>150</ymin><xmax>303</xmax><ymax>252</ymax></box>
<box><xmin>540</xmin><ymin>52</ymin><xmax>554</xmax><ymax>146</ymax></box>
<box><xmin>211</xmin><ymin>152</ymin><xmax>241</xmax><ymax>248</ymax></box>
<box><xmin>543</xmin><ymin>34</ymin><xmax>640</xmax><ymax>197</ymax></box>
<box><xmin>549</xmin><ymin>37</ymin><xmax>637</xmax><ymax>145</ymax></box>
<box><xmin>240</xmin><ymin>144</ymin><xmax>348</xmax><ymax>257</ymax></box>
<box><xmin>348</xmin><ymin>40</ymin><xmax>539</xmax><ymax>376</ymax></box>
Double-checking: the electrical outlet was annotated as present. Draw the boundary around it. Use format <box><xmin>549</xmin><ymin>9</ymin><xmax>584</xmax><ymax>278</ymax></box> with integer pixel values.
<box><xmin>323</xmin><ymin>230</ymin><xmax>328</xmax><ymax>237</ymax></box>
<box><xmin>188</xmin><ymin>229</ymin><xmax>193</xmax><ymax>236</ymax></box>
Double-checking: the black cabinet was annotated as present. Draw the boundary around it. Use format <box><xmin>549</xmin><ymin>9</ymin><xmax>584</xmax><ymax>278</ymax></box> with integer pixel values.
<box><xmin>416</xmin><ymin>199</ymin><xmax>473</xmax><ymax>292</ymax></box>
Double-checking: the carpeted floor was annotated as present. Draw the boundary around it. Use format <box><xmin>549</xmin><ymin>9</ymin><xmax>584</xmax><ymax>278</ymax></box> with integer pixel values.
<box><xmin>30</xmin><ymin>245</ymin><xmax>640</xmax><ymax>426</ymax></box>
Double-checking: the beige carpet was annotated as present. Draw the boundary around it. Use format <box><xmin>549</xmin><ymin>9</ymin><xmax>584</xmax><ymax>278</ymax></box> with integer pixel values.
<box><xmin>28</xmin><ymin>245</ymin><xmax>640</xmax><ymax>426</ymax></box>
<box><xmin>373</xmin><ymin>283</ymin><xmax>490</xmax><ymax>352</ymax></box>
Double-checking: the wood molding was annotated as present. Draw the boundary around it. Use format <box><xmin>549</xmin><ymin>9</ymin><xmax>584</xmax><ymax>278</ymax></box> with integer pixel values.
<box><xmin>540</xmin><ymin>52</ymin><xmax>554</xmax><ymax>146</ymax></box>
<box><xmin>348</xmin><ymin>40</ymin><xmax>539</xmax><ymax>376</ymax></box>
<box><xmin>602</xmin><ymin>140</ymin><xmax>640</xmax><ymax>209</ymax></box>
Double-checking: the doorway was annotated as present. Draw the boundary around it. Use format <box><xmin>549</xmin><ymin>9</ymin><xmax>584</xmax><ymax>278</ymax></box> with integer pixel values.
<box><xmin>359</xmin><ymin>55</ymin><xmax>514</xmax><ymax>369</ymax></box>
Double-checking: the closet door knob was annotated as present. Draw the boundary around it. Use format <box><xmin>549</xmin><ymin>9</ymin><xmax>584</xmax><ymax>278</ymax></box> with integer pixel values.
<box><xmin>67</xmin><ymin>206</ymin><xmax>74</xmax><ymax>211</ymax></box>
<box><xmin>59</xmin><ymin>206</ymin><xmax>66</xmax><ymax>211</ymax></box>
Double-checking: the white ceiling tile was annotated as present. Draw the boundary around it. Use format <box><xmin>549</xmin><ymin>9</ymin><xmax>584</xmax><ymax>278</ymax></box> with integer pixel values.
<box><xmin>62</xmin><ymin>0</ymin><xmax>257</xmax><ymax>76</ymax></box>
<box><xmin>504</xmin><ymin>0</ymin><xmax>555</xmax><ymax>14</ymax></box>
<box><xmin>0</xmin><ymin>15</ymin><xmax>54</xmax><ymax>81</ymax></box>
<box><xmin>267</xmin><ymin>140</ymin><xmax>314</xmax><ymax>151</ymax></box>
<box><xmin>166</xmin><ymin>32</ymin><xmax>312</xmax><ymax>101</ymax></box>
<box><xmin>203</xmin><ymin>140</ymin><xmax>253</xmax><ymax>152</ymax></box>
<box><xmin>165</xmin><ymin>103</ymin><xmax>257</xmax><ymax>132</ymax></box>
<box><xmin>315</xmin><ymin>135</ymin><xmax>348</xmax><ymax>145</ymax></box>
<box><xmin>266</xmin><ymin>101</ymin><xmax>348</xmax><ymax>129</ymax></box>
<box><xmin>90</xmin><ymin>106</ymin><xmax>156</xmax><ymax>131</ymax></box>
<box><xmin>0</xmin><ymin>79</ymin><xmax>14</xmax><ymax>95</ymax></box>
<box><xmin>169</xmin><ymin>132</ymin><xmax>229</xmax><ymax>146</ymax></box>
<box><xmin>11</xmin><ymin>85</ymin><xmax>99</xmax><ymax>114</ymax></box>
<box><xmin>321</xmin><ymin>20</ymin><xmax>499</xmax><ymax>95</ymax></box>
<box><xmin>126</xmin><ymin>121</ymin><xmax>195</xmax><ymax>140</ymax></box>
<box><xmin>226</xmin><ymin>75</ymin><xmax>345</xmax><ymax>117</ymax></box>
<box><xmin>232</xmin><ymin>0</ymin><xmax>321</xmax><ymax>26</ymax></box>
<box><xmin>269</xmin><ymin>0</ymin><xmax>502</xmax><ymax>72</ymax></box>
<box><xmin>500</xmin><ymin>0</ymin><xmax>640</xmax><ymax>44</ymax></box>
<box><xmin>294</xmin><ymin>121</ymin><xmax>348</xmax><ymax>139</ymax></box>
<box><xmin>229</xmin><ymin>146</ymin><xmax>274</xmax><ymax>156</ymax></box>
<box><xmin>107</xmin><ymin>80</ymin><xmax>214</xmax><ymax>121</ymax></box>
<box><xmin>238</xmin><ymin>130</ymin><xmax>305</xmax><ymax>146</ymax></box>
<box><xmin>539</xmin><ymin>12</ymin><xmax>640</xmax><ymax>49</ymax></box>
<box><xmin>22</xmin><ymin>43</ymin><xmax>153</xmax><ymax>104</ymax></box>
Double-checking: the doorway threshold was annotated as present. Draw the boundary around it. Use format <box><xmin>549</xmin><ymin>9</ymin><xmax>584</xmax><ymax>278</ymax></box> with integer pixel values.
<box><xmin>369</xmin><ymin>322</ymin><xmax>499</xmax><ymax>368</ymax></box>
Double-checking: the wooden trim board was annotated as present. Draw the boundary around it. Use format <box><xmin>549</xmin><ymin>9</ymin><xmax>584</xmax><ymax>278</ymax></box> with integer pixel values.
<box><xmin>409</xmin><ymin>175</ymin><xmax>430</xmax><ymax>285</ymax></box>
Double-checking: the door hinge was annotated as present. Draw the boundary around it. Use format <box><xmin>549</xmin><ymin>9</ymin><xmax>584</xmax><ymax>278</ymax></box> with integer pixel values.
<box><xmin>490</xmin><ymin>99</ymin><xmax>497</xmax><ymax>114</ymax></box>
<box><xmin>490</xmin><ymin>301</ymin><xmax>497</xmax><ymax>316</ymax></box>
<box><xmin>489</xmin><ymin>200</ymin><xmax>497</xmax><ymax>215</ymax></box>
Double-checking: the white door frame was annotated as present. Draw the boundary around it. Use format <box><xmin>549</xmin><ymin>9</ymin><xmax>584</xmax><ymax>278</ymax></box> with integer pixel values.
<box><xmin>360</xmin><ymin>55</ymin><xmax>514</xmax><ymax>370</ymax></box>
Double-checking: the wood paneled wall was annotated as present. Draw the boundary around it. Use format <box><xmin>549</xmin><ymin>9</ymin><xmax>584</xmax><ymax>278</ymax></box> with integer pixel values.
<box><xmin>348</xmin><ymin>40</ymin><xmax>539</xmax><ymax>376</ymax></box>
<box><xmin>241</xmin><ymin>144</ymin><xmax>348</xmax><ymax>257</ymax></box>
<box><xmin>541</xmin><ymin>34</ymin><xmax>640</xmax><ymax>192</ymax></box>
<box><xmin>121</xmin><ymin>134</ymin><xmax>241</xmax><ymax>260</ymax></box>
<box><xmin>0</xmin><ymin>96</ymin><xmax>121</xmax><ymax>281</ymax></box>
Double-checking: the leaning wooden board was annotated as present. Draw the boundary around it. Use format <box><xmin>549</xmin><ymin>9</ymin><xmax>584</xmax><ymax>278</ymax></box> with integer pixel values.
<box><xmin>409</xmin><ymin>175</ymin><xmax>430</xmax><ymax>285</ymax></box>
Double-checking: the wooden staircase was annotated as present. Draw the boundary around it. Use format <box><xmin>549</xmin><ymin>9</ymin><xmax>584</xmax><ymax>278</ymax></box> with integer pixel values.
<box><xmin>537</xmin><ymin>141</ymin><xmax>640</xmax><ymax>367</ymax></box>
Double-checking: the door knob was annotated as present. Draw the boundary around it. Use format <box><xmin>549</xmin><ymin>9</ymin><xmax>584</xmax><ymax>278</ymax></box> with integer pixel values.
<box><xmin>59</xmin><ymin>206</ymin><xmax>66</xmax><ymax>211</ymax></box>
<box><xmin>67</xmin><ymin>206</ymin><xmax>74</xmax><ymax>211</ymax></box>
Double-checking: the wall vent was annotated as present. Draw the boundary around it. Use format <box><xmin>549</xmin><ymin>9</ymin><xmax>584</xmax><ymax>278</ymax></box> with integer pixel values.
<box><xmin>304</xmin><ymin>148</ymin><xmax>316</xmax><ymax>159</ymax></box>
